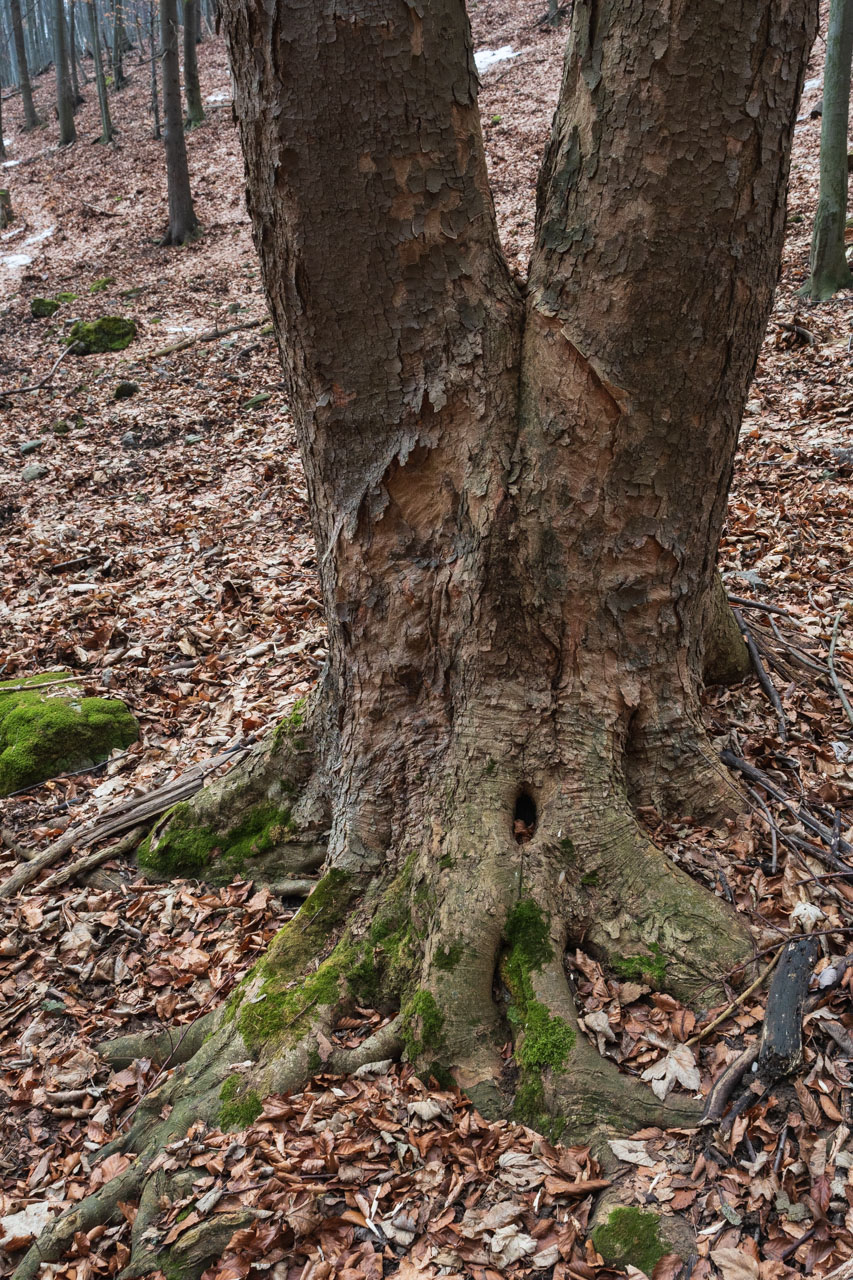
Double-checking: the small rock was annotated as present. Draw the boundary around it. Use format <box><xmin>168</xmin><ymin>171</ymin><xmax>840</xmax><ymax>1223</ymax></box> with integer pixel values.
<box><xmin>184</xmin><ymin>433</ymin><xmax>203</xmax><ymax>445</ymax></box>
<box><xmin>114</xmin><ymin>380</ymin><xmax>139</xmax><ymax>400</ymax></box>
<box><xmin>30</xmin><ymin>297</ymin><xmax>60</xmax><ymax>318</ymax></box>
<box><xmin>810</xmin><ymin>98</ymin><xmax>823</xmax><ymax>118</ymax></box>
<box><xmin>121</xmin><ymin>431</ymin><xmax>139</xmax><ymax>449</ymax></box>
<box><xmin>243</xmin><ymin>391</ymin><xmax>272</xmax><ymax>409</ymax></box>
<box><xmin>22</xmin><ymin>463</ymin><xmax>48</xmax><ymax>482</ymax></box>
<box><xmin>20</xmin><ymin>439</ymin><xmax>43</xmax><ymax>455</ymax></box>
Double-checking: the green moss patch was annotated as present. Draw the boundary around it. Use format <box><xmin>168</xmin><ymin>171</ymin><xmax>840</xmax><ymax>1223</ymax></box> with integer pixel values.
<box><xmin>30</xmin><ymin>297</ymin><xmax>60</xmax><ymax>317</ymax></box>
<box><xmin>401</xmin><ymin>989</ymin><xmax>445</xmax><ymax>1060</ymax></box>
<box><xmin>138</xmin><ymin>801</ymin><xmax>294</xmax><ymax>882</ymax></box>
<box><xmin>0</xmin><ymin>674</ymin><xmax>138</xmax><ymax>796</ymax></box>
<box><xmin>218</xmin><ymin>1076</ymin><xmax>263</xmax><ymax>1131</ymax></box>
<box><xmin>89</xmin><ymin>276</ymin><xmax>116</xmax><ymax>293</ymax></box>
<box><xmin>271</xmin><ymin>699</ymin><xmax>307</xmax><ymax>752</ymax></box>
<box><xmin>502</xmin><ymin>899</ymin><xmax>575</xmax><ymax>1132</ymax></box>
<box><xmin>236</xmin><ymin>870</ymin><xmax>358</xmax><ymax>1052</ymax></box>
<box><xmin>612</xmin><ymin>943</ymin><xmax>666</xmax><ymax>986</ymax></box>
<box><xmin>67</xmin><ymin>316</ymin><xmax>136</xmax><ymax>353</ymax></box>
<box><xmin>591</xmin><ymin>1207</ymin><xmax>668</xmax><ymax>1274</ymax></box>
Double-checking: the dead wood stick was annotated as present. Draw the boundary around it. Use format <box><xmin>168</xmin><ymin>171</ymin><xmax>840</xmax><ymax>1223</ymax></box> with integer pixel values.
<box><xmin>701</xmin><ymin>1042</ymin><xmax>760</xmax><ymax>1125</ymax></box>
<box><xmin>0</xmin><ymin>341</ymin><xmax>80</xmax><ymax>398</ymax></box>
<box><xmin>149</xmin><ymin>317</ymin><xmax>265</xmax><ymax>358</ymax></box>
<box><xmin>749</xmin><ymin>787</ymin><xmax>779</xmax><ymax>872</ymax></box>
<box><xmin>721</xmin><ymin>751</ymin><xmax>853</xmax><ymax>859</ymax></box>
<box><xmin>38</xmin><ymin>824</ymin><xmax>148</xmax><ymax>893</ymax></box>
<box><xmin>828</xmin><ymin>611</ymin><xmax>853</xmax><ymax>730</ymax></box>
<box><xmin>757</xmin><ymin>935</ymin><xmax>819</xmax><ymax>1081</ymax></box>
<box><xmin>732</xmin><ymin>607</ymin><xmax>788</xmax><ymax>740</ymax></box>
<box><xmin>727</xmin><ymin>595</ymin><xmax>798</xmax><ymax>619</ymax></box>
<box><xmin>768</xmin><ymin>615</ymin><xmax>828</xmax><ymax>677</ymax></box>
<box><xmin>687</xmin><ymin>946</ymin><xmax>784</xmax><ymax>1048</ymax></box>
<box><xmin>0</xmin><ymin>674</ymin><xmax>85</xmax><ymax>694</ymax></box>
<box><xmin>0</xmin><ymin>744</ymin><xmax>248</xmax><ymax>899</ymax></box>
<box><xmin>1</xmin><ymin>826</ymin><xmax>38</xmax><ymax>861</ymax></box>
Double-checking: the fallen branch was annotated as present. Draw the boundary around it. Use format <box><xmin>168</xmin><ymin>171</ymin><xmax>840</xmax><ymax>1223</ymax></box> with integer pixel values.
<box><xmin>0</xmin><ymin>674</ymin><xmax>85</xmax><ymax>694</ymax></box>
<box><xmin>721</xmin><ymin>750</ymin><xmax>853</xmax><ymax>861</ymax></box>
<box><xmin>0</xmin><ymin>742</ymin><xmax>249</xmax><ymax>899</ymax></box>
<box><xmin>0</xmin><ymin>341</ymin><xmax>79</xmax><ymax>399</ymax></box>
<box><xmin>149</xmin><ymin>317</ymin><xmax>265</xmax><ymax>358</ymax></box>
<box><xmin>727</xmin><ymin>595</ymin><xmax>798</xmax><ymax>619</ymax></box>
<box><xmin>687</xmin><ymin>946</ymin><xmax>783</xmax><ymax>1048</ymax></box>
<box><xmin>732</xmin><ymin>607</ymin><xmax>787</xmax><ymax>740</ymax></box>
<box><xmin>828</xmin><ymin>610</ymin><xmax>853</xmax><ymax>730</ymax></box>
<box><xmin>38</xmin><ymin>823</ymin><xmax>148</xmax><ymax>892</ymax></box>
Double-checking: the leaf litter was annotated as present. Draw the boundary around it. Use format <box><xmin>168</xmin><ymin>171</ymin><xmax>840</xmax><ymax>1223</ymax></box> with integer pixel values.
<box><xmin>2</xmin><ymin>0</ymin><xmax>853</xmax><ymax>1277</ymax></box>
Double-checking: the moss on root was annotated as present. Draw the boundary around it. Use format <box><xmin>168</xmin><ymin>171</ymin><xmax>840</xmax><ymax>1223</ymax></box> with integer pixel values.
<box><xmin>271</xmin><ymin>699</ymin><xmax>307</xmax><ymax>752</ymax></box>
<box><xmin>612</xmin><ymin>943</ymin><xmax>667</xmax><ymax>986</ymax></box>
<box><xmin>591</xmin><ymin>1207</ymin><xmax>668</xmax><ymax>1273</ymax></box>
<box><xmin>502</xmin><ymin>899</ymin><xmax>575</xmax><ymax>1132</ymax></box>
<box><xmin>401</xmin><ymin>990</ymin><xmax>445</xmax><ymax>1059</ymax></box>
<box><xmin>218</xmin><ymin>1076</ymin><xmax>263</xmax><ymax>1131</ymax></box>
<box><xmin>138</xmin><ymin>802</ymin><xmax>294</xmax><ymax>882</ymax></box>
<box><xmin>0</xmin><ymin>674</ymin><xmax>138</xmax><ymax>796</ymax></box>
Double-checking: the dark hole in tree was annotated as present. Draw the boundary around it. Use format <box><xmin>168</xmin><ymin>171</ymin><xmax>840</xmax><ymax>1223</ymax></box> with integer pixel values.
<box><xmin>513</xmin><ymin>790</ymin><xmax>537</xmax><ymax>842</ymax></box>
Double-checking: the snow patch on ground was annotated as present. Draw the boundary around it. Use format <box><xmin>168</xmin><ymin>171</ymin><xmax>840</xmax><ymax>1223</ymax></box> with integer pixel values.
<box><xmin>205</xmin><ymin>89</ymin><xmax>231</xmax><ymax>103</ymax></box>
<box><xmin>0</xmin><ymin>224</ymin><xmax>56</xmax><ymax>292</ymax></box>
<box><xmin>475</xmin><ymin>46</ymin><xmax>518</xmax><ymax>73</ymax></box>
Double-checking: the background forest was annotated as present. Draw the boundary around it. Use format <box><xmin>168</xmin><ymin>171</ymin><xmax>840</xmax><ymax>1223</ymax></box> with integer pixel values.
<box><xmin>1</xmin><ymin>1</ymin><xmax>853</xmax><ymax>1279</ymax></box>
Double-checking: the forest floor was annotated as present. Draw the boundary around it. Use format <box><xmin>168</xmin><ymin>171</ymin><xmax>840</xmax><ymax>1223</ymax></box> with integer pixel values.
<box><xmin>1</xmin><ymin>3</ymin><xmax>853</xmax><ymax>1279</ymax></box>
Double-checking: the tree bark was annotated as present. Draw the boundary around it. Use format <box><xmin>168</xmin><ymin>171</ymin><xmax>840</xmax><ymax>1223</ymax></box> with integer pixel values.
<box><xmin>159</xmin><ymin>0</ymin><xmax>197</xmax><ymax>242</ymax></box>
<box><xmin>111</xmin><ymin>0</ymin><xmax>126</xmax><ymax>87</ymax></box>
<box><xmin>84</xmin><ymin>0</ymin><xmax>112</xmax><ymax>142</ymax></box>
<box><xmin>148</xmin><ymin>0</ymin><xmax>160</xmax><ymax>139</ymax></box>
<box><xmin>182</xmin><ymin>0</ymin><xmax>203</xmax><ymax>125</ymax></box>
<box><xmin>10</xmin><ymin>0</ymin><xmax>40</xmax><ymax>129</ymax></box>
<box><xmin>802</xmin><ymin>0</ymin><xmax>853</xmax><ymax>299</ymax></box>
<box><xmin>53</xmin><ymin>0</ymin><xmax>76</xmax><ymax>146</ymax></box>
<box><xmin>13</xmin><ymin>2</ymin><xmax>818</xmax><ymax>1275</ymax></box>
<box><xmin>68</xmin><ymin>0</ymin><xmax>83</xmax><ymax>104</ymax></box>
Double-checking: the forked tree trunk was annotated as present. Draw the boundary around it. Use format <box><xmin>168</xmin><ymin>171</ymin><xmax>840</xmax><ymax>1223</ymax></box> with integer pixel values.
<box><xmin>12</xmin><ymin>3</ymin><xmax>817</xmax><ymax>1277</ymax></box>
<box><xmin>802</xmin><ymin>0</ymin><xmax>853</xmax><ymax>299</ymax></box>
<box><xmin>53</xmin><ymin>0</ymin><xmax>76</xmax><ymax>146</ymax></box>
<box><xmin>85</xmin><ymin>0</ymin><xmax>112</xmax><ymax>142</ymax></box>
<box><xmin>159</xmin><ymin>0</ymin><xmax>197</xmax><ymax>241</ymax></box>
<box><xmin>10</xmin><ymin>0</ymin><xmax>40</xmax><ymax>129</ymax></box>
<box><xmin>182</xmin><ymin>0</ymin><xmax>203</xmax><ymax>125</ymax></box>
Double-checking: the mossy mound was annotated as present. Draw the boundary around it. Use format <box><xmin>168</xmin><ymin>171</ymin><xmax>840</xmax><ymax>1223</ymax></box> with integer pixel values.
<box><xmin>67</xmin><ymin>316</ymin><xmax>136</xmax><ymax>354</ymax></box>
<box><xmin>591</xmin><ymin>1207</ymin><xmax>668</xmax><ymax>1274</ymax></box>
<box><xmin>0</xmin><ymin>674</ymin><xmax>139</xmax><ymax>796</ymax></box>
<box><xmin>30</xmin><ymin>297</ymin><xmax>60</xmax><ymax>317</ymax></box>
<box><xmin>89</xmin><ymin>276</ymin><xmax>116</xmax><ymax>293</ymax></box>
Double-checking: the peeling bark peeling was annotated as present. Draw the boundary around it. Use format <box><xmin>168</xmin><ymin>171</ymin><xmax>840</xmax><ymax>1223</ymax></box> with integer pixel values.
<box><xmin>15</xmin><ymin>2</ymin><xmax>818</xmax><ymax>1275</ymax></box>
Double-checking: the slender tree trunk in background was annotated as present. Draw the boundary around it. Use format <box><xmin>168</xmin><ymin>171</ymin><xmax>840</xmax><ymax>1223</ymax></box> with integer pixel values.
<box><xmin>112</xmin><ymin>0</ymin><xmax>125</xmax><ymax>86</ymax></box>
<box><xmin>67</xmin><ymin>0</ymin><xmax>83</xmax><ymax>103</ymax></box>
<box><xmin>0</xmin><ymin>90</ymin><xmax>5</xmax><ymax>162</ymax></box>
<box><xmin>182</xmin><ymin>0</ymin><xmax>203</xmax><ymax>126</ymax></box>
<box><xmin>85</xmin><ymin>0</ymin><xmax>112</xmax><ymax>141</ymax></box>
<box><xmin>803</xmin><ymin>0</ymin><xmax>853</xmax><ymax>299</ymax></box>
<box><xmin>160</xmin><ymin>0</ymin><xmax>196</xmax><ymax>241</ymax></box>
<box><xmin>53</xmin><ymin>0</ymin><xmax>76</xmax><ymax>145</ymax></box>
<box><xmin>149</xmin><ymin>0</ymin><xmax>160</xmax><ymax>138</ymax></box>
<box><xmin>10</xmin><ymin>0</ymin><xmax>40</xmax><ymax>128</ymax></box>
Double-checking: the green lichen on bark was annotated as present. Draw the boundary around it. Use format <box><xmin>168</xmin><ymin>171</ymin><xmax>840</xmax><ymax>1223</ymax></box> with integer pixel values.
<box><xmin>591</xmin><ymin>1207</ymin><xmax>668</xmax><ymax>1273</ymax></box>
<box><xmin>0</xmin><ymin>674</ymin><xmax>138</xmax><ymax>796</ymax></box>
<box><xmin>138</xmin><ymin>802</ymin><xmax>294</xmax><ymax>881</ymax></box>
<box><xmin>433</xmin><ymin>942</ymin><xmax>463</xmax><ymax>971</ymax></box>
<box><xmin>502</xmin><ymin>899</ymin><xmax>575</xmax><ymax>1130</ymax></box>
<box><xmin>271</xmin><ymin>699</ymin><xmax>307</xmax><ymax>752</ymax></box>
<box><xmin>218</xmin><ymin>1076</ymin><xmax>263</xmax><ymax>1131</ymax></box>
<box><xmin>67</xmin><ymin>316</ymin><xmax>136</xmax><ymax>353</ymax></box>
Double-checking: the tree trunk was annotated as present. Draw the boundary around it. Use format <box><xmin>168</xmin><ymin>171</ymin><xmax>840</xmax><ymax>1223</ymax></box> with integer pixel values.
<box><xmin>13</xmin><ymin>1</ymin><xmax>818</xmax><ymax>1276</ymax></box>
<box><xmin>0</xmin><ymin>95</ymin><xmax>5</xmax><ymax>162</ymax></box>
<box><xmin>159</xmin><ymin>0</ymin><xmax>197</xmax><ymax>241</ymax></box>
<box><xmin>112</xmin><ymin>0</ymin><xmax>126</xmax><ymax>86</ymax></box>
<box><xmin>148</xmin><ymin>0</ymin><xmax>160</xmax><ymax>139</ymax></box>
<box><xmin>68</xmin><ymin>0</ymin><xmax>83</xmax><ymax>103</ymax></box>
<box><xmin>10</xmin><ymin>0</ymin><xmax>40</xmax><ymax>129</ymax></box>
<box><xmin>802</xmin><ymin>0</ymin><xmax>853</xmax><ymax>299</ymax></box>
<box><xmin>53</xmin><ymin>0</ymin><xmax>76</xmax><ymax>146</ymax></box>
<box><xmin>85</xmin><ymin>0</ymin><xmax>112</xmax><ymax>142</ymax></box>
<box><xmin>182</xmin><ymin>0</ymin><xmax>203</xmax><ymax>126</ymax></box>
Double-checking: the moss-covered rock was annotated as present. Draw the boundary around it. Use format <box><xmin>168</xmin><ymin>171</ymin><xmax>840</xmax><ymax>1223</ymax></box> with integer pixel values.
<box><xmin>591</xmin><ymin>1207</ymin><xmax>668</xmax><ymax>1274</ymax></box>
<box><xmin>67</xmin><ymin>316</ymin><xmax>136</xmax><ymax>354</ymax></box>
<box><xmin>89</xmin><ymin>276</ymin><xmax>115</xmax><ymax>293</ymax></box>
<box><xmin>0</xmin><ymin>674</ymin><xmax>139</xmax><ymax>796</ymax></box>
<box><xmin>30</xmin><ymin>297</ymin><xmax>60</xmax><ymax>317</ymax></box>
